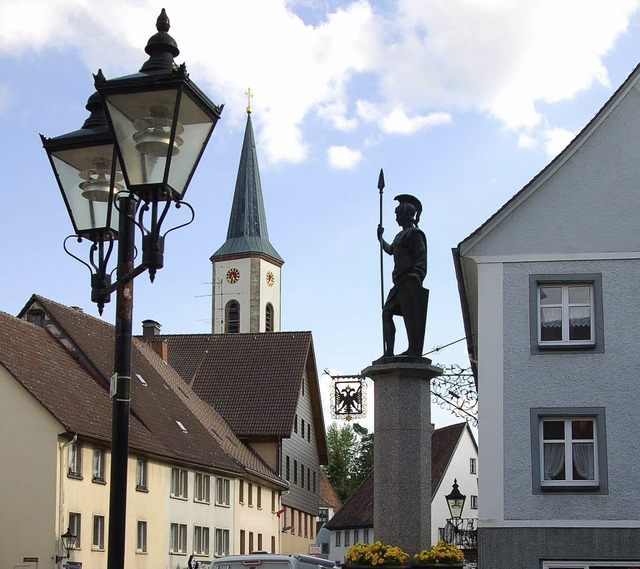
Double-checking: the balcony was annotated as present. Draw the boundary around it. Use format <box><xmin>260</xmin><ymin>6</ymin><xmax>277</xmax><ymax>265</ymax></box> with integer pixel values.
<box><xmin>440</xmin><ymin>518</ymin><xmax>477</xmax><ymax>551</ymax></box>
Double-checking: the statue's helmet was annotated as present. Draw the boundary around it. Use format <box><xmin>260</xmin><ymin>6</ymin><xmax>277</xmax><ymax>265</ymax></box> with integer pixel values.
<box><xmin>394</xmin><ymin>194</ymin><xmax>422</xmax><ymax>225</ymax></box>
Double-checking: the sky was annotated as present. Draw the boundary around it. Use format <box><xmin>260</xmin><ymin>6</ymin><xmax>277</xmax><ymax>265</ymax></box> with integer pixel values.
<box><xmin>2</xmin><ymin>0</ymin><xmax>640</xmax><ymax>432</ymax></box>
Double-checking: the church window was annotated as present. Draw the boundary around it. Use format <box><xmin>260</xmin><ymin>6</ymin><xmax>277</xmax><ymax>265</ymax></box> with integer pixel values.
<box><xmin>225</xmin><ymin>300</ymin><xmax>240</xmax><ymax>333</ymax></box>
<box><xmin>265</xmin><ymin>303</ymin><xmax>274</xmax><ymax>332</ymax></box>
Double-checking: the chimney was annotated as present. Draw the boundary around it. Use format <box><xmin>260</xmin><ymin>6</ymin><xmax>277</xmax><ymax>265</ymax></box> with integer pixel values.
<box><xmin>142</xmin><ymin>319</ymin><xmax>162</xmax><ymax>340</ymax></box>
<box><xmin>150</xmin><ymin>339</ymin><xmax>168</xmax><ymax>362</ymax></box>
<box><xmin>142</xmin><ymin>319</ymin><xmax>168</xmax><ymax>362</ymax></box>
<box><xmin>431</xmin><ymin>423</ymin><xmax>436</xmax><ymax>433</ymax></box>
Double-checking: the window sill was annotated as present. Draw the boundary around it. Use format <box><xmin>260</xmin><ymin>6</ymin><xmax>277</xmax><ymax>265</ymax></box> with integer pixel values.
<box><xmin>91</xmin><ymin>546</ymin><xmax>105</xmax><ymax>552</ymax></box>
<box><xmin>92</xmin><ymin>477</ymin><xmax>107</xmax><ymax>485</ymax></box>
<box><xmin>135</xmin><ymin>550</ymin><xmax>148</xmax><ymax>555</ymax></box>
<box><xmin>136</xmin><ymin>485</ymin><xmax>149</xmax><ymax>493</ymax></box>
<box><xmin>541</xmin><ymin>484</ymin><xmax>600</xmax><ymax>492</ymax></box>
<box><xmin>170</xmin><ymin>495</ymin><xmax>188</xmax><ymax>501</ymax></box>
<box><xmin>169</xmin><ymin>551</ymin><xmax>188</xmax><ymax>556</ymax></box>
<box><xmin>67</xmin><ymin>473</ymin><xmax>83</xmax><ymax>480</ymax></box>
<box><xmin>194</xmin><ymin>499</ymin><xmax>211</xmax><ymax>505</ymax></box>
<box><xmin>215</xmin><ymin>502</ymin><xmax>230</xmax><ymax>508</ymax></box>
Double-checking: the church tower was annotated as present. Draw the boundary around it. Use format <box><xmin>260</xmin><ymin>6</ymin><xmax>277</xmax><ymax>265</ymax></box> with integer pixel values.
<box><xmin>210</xmin><ymin>97</ymin><xmax>284</xmax><ymax>333</ymax></box>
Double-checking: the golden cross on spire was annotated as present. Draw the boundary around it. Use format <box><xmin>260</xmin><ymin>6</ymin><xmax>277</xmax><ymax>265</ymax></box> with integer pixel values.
<box><xmin>245</xmin><ymin>87</ymin><xmax>253</xmax><ymax>114</ymax></box>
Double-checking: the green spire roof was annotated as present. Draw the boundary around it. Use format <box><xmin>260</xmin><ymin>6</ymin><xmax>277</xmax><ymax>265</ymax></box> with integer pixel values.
<box><xmin>212</xmin><ymin>112</ymin><xmax>283</xmax><ymax>263</ymax></box>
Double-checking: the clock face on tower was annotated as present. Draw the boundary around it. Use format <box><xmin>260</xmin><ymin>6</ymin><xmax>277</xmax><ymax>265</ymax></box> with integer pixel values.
<box><xmin>226</xmin><ymin>268</ymin><xmax>240</xmax><ymax>284</ymax></box>
<box><xmin>266</xmin><ymin>271</ymin><xmax>275</xmax><ymax>287</ymax></box>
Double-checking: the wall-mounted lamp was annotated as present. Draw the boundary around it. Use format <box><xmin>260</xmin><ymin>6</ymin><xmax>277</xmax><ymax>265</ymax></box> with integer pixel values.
<box><xmin>55</xmin><ymin>527</ymin><xmax>77</xmax><ymax>563</ymax></box>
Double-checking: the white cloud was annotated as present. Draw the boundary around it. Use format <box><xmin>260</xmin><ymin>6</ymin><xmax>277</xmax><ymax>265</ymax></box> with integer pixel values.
<box><xmin>317</xmin><ymin>101</ymin><xmax>359</xmax><ymax>132</ymax></box>
<box><xmin>356</xmin><ymin>101</ymin><xmax>451</xmax><ymax>134</ymax></box>
<box><xmin>543</xmin><ymin>127</ymin><xmax>576</xmax><ymax>159</ymax></box>
<box><xmin>327</xmin><ymin>145</ymin><xmax>362</xmax><ymax>169</ymax></box>
<box><xmin>1</xmin><ymin>0</ymin><xmax>639</xmax><ymax>162</ymax></box>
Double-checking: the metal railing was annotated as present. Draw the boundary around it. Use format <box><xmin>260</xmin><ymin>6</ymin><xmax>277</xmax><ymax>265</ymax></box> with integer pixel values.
<box><xmin>440</xmin><ymin>518</ymin><xmax>477</xmax><ymax>550</ymax></box>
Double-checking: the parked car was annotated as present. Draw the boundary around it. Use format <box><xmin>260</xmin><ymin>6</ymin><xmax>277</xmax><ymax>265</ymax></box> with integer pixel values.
<box><xmin>210</xmin><ymin>552</ymin><xmax>338</xmax><ymax>569</ymax></box>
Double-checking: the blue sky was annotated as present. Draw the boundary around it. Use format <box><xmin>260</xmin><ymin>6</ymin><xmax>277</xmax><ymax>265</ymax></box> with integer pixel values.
<box><xmin>2</xmin><ymin>0</ymin><xmax>640</xmax><ymax>430</ymax></box>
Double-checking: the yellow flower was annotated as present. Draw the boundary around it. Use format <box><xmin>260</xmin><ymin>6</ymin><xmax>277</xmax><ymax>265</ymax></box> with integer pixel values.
<box><xmin>345</xmin><ymin>541</ymin><xmax>409</xmax><ymax>566</ymax></box>
<box><xmin>413</xmin><ymin>540</ymin><xmax>464</xmax><ymax>565</ymax></box>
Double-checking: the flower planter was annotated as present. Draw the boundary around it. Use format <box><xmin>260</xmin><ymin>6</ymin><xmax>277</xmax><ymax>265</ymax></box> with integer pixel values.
<box><xmin>413</xmin><ymin>563</ymin><xmax>464</xmax><ymax>569</ymax></box>
<box><xmin>343</xmin><ymin>565</ymin><xmax>412</xmax><ymax>569</ymax></box>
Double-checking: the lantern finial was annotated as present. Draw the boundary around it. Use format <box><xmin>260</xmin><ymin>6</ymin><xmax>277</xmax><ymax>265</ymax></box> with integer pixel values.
<box><xmin>141</xmin><ymin>9</ymin><xmax>179</xmax><ymax>72</ymax></box>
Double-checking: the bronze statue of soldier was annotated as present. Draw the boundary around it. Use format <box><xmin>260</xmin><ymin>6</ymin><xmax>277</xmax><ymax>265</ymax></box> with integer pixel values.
<box><xmin>377</xmin><ymin>194</ymin><xmax>429</xmax><ymax>360</ymax></box>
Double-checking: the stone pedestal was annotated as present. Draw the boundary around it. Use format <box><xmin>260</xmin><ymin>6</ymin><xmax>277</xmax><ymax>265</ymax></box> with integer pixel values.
<box><xmin>361</xmin><ymin>358</ymin><xmax>442</xmax><ymax>556</ymax></box>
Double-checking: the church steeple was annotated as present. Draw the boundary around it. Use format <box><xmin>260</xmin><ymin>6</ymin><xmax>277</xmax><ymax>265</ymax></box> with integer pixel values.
<box><xmin>212</xmin><ymin>111</ymin><xmax>283</xmax><ymax>263</ymax></box>
<box><xmin>210</xmin><ymin>101</ymin><xmax>283</xmax><ymax>334</ymax></box>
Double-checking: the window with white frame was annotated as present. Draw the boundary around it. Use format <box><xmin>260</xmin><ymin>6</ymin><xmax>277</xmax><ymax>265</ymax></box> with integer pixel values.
<box><xmin>136</xmin><ymin>458</ymin><xmax>148</xmax><ymax>491</ymax></box>
<box><xmin>363</xmin><ymin>529</ymin><xmax>369</xmax><ymax>544</ymax></box>
<box><xmin>69</xmin><ymin>512</ymin><xmax>81</xmax><ymax>548</ymax></box>
<box><xmin>335</xmin><ymin>531</ymin><xmax>341</xmax><ymax>547</ymax></box>
<box><xmin>530</xmin><ymin>274</ymin><xmax>603</xmax><ymax>352</ymax></box>
<box><xmin>170</xmin><ymin>467</ymin><xmax>188</xmax><ymax>499</ymax></box>
<box><xmin>137</xmin><ymin>521</ymin><xmax>147</xmax><ymax>553</ymax></box>
<box><xmin>194</xmin><ymin>526</ymin><xmax>210</xmax><ymax>556</ymax></box>
<box><xmin>215</xmin><ymin>528</ymin><xmax>230</xmax><ymax>556</ymax></box>
<box><xmin>531</xmin><ymin>408</ymin><xmax>608</xmax><ymax>493</ymax></box>
<box><xmin>170</xmin><ymin>523</ymin><xmax>187</xmax><ymax>554</ymax></box>
<box><xmin>216</xmin><ymin>477</ymin><xmax>230</xmax><ymax>505</ymax></box>
<box><xmin>195</xmin><ymin>473</ymin><xmax>211</xmax><ymax>503</ymax></box>
<box><xmin>541</xmin><ymin>418</ymin><xmax>598</xmax><ymax>486</ymax></box>
<box><xmin>92</xmin><ymin>515</ymin><xmax>105</xmax><ymax>550</ymax></box>
<box><xmin>92</xmin><ymin>448</ymin><xmax>106</xmax><ymax>482</ymax></box>
<box><xmin>470</xmin><ymin>457</ymin><xmax>477</xmax><ymax>474</ymax></box>
<box><xmin>68</xmin><ymin>441</ymin><xmax>82</xmax><ymax>478</ymax></box>
<box><xmin>470</xmin><ymin>495</ymin><xmax>478</xmax><ymax>509</ymax></box>
<box><xmin>344</xmin><ymin>529</ymin><xmax>350</xmax><ymax>546</ymax></box>
<box><xmin>354</xmin><ymin>529</ymin><xmax>360</xmax><ymax>544</ymax></box>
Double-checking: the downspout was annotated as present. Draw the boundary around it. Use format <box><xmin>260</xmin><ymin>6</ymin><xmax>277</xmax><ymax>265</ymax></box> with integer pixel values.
<box><xmin>58</xmin><ymin>434</ymin><xmax>77</xmax><ymax>559</ymax></box>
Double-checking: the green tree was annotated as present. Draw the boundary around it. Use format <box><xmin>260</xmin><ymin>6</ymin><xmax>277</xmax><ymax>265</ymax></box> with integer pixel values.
<box><xmin>323</xmin><ymin>422</ymin><xmax>374</xmax><ymax>502</ymax></box>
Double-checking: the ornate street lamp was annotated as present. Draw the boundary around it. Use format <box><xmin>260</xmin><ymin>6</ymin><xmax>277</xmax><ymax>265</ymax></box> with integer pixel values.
<box><xmin>41</xmin><ymin>92</ymin><xmax>122</xmax><ymax>313</ymax></box>
<box><xmin>446</xmin><ymin>479</ymin><xmax>466</xmax><ymax>521</ymax></box>
<box><xmin>94</xmin><ymin>8</ymin><xmax>223</xmax><ymax>281</ymax></box>
<box><xmin>42</xmin><ymin>10</ymin><xmax>222</xmax><ymax>569</ymax></box>
<box><xmin>55</xmin><ymin>527</ymin><xmax>77</xmax><ymax>563</ymax></box>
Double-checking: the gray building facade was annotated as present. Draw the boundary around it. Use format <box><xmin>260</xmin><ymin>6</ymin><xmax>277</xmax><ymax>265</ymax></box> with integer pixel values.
<box><xmin>455</xmin><ymin>62</ymin><xmax>640</xmax><ymax>568</ymax></box>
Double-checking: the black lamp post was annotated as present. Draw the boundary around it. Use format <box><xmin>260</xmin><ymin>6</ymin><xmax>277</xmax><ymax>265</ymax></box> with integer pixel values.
<box><xmin>446</xmin><ymin>479</ymin><xmax>466</xmax><ymax>526</ymax></box>
<box><xmin>55</xmin><ymin>527</ymin><xmax>77</xmax><ymax>563</ymax></box>
<box><xmin>41</xmin><ymin>10</ymin><xmax>222</xmax><ymax>569</ymax></box>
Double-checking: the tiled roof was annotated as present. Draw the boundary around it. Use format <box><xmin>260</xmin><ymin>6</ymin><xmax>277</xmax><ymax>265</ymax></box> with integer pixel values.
<box><xmin>13</xmin><ymin>295</ymin><xmax>286</xmax><ymax>487</ymax></box>
<box><xmin>319</xmin><ymin>469</ymin><xmax>342</xmax><ymax>510</ymax></box>
<box><xmin>325</xmin><ymin>472</ymin><xmax>374</xmax><ymax>530</ymax></box>
<box><xmin>0</xmin><ymin>309</ymin><xmax>120</xmax><ymax>446</ymax></box>
<box><xmin>324</xmin><ymin>423</ymin><xmax>467</xmax><ymax>530</ymax></box>
<box><xmin>158</xmin><ymin>332</ymin><xmax>318</xmax><ymax>438</ymax></box>
<box><xmin>431</xmin><ymin>422</ymin><xmax>467</xmax><ymax>496</ymax></box>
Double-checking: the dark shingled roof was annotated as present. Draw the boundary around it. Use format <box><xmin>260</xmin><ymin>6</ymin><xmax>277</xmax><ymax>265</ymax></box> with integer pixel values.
<box><xmin>212</xmin><ymin>112</ymin><xmax>283</xmax><ymax>264</ymax></box>
<box><xmin>151</xmin><ymin>331</ymin><xmax>329</xmax><ymax>464</ymax></box>
<box><xmin>324</xmin><ymin>423</ymin><xmax>468</xmax><ymax>530</ymax></box>
<box><xmin>11</xmin><ymin>295</ymin><xmax>286</xmax><ymax>487</ymax></box>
